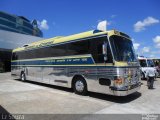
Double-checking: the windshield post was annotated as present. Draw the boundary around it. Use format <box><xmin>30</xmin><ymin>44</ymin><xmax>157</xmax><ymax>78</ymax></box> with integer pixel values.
<box><xmin>102</xmin><ymin>41</ymin><xmax>108</xmax><ymax>62</ymax></box>
<box><xmin>106</xmin><ymin>36</ymin><xmax>115</xmax><ymax>65</ymax></box>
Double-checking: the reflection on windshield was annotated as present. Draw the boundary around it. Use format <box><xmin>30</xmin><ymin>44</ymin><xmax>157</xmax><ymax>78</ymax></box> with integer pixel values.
<box><xmin>147</xmin><ymin>60</ymin><xmax>155</xmax><ymax>67</ymax></box>
<box><xmin>139</xmin><ymin>60</ymin><xmax>147</xmax><ymax>67</ymax></box>
<box><xmin>110</xmin><ymin>35</ymin><xmax>137</xmax><ymax>62</ymax></box>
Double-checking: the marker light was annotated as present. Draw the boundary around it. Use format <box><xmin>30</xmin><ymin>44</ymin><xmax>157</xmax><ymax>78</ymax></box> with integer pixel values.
<box><xmin>114</xmin><ymin>77</ymin><xmax>124</xmax><ymax>88</ymax></box>
<box><xmin>114</xmin><ymin>78</ymin><xmax>123</xmax><ymax>85</ymax></box>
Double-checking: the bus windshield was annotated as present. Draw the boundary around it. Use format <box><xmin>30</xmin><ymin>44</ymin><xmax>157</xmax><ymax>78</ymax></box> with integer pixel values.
<box><xmin>110</xmin><ymin>35</ymin><xmax>137</xmax><ymax>62</ymax></box>
<box><xmin>147</xmin><ymin>60</ymin><xmax>155</xmax><ymax>67</ymax></box>
<box><xmin>139</xmin><ymin>60</ymin><xmax>147</xmax><ymax>67</ymax></box>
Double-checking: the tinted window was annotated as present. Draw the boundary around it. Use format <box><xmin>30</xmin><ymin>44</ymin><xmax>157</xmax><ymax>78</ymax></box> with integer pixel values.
<box><xmin>0</xmin><ymin>25</ymin><xmax>18</xmax><ymax>33</ymax></box>
<box><xmin>89</xmin><ymin>37</ymin><xmax>113</xmax><ymax>63</ymax></box>
<box><xmin>67</xmin><ymin>40</ymin><xmax>89</xmax><ymax>55</ymax></box>
<box><xmin>12</xmin><ymin>40</ymin><xmax>90</xmax><ymax>60</ymax></box>
<box><xmin>49</xmin><ymin>44</ymin><xmax>67</xmax><ymax>57</ymax></box>
<box><xmin>139</xmin><ymin>60</ymin><xmax>147</xmax><ymax>67</ymax></box>
<box><xmin>0</xmin><ymin>19</ymin><xmax>16</xmax><ymax>28</ymax></box>
<box><xmin>12</xmin><ymin>44</ymin><xmax>67</xmax><ymax>60</ymax></box>
<box><xmin>17</xmin><ymin>26</ymin><xmax>33</xmax><ymax>34</ymax></box>
<box><xmin>110</xmin><ymin>35</ymin><xmax>137</xmax><ymax>62</ymax></box>
<box><xmin>12</xmin><ymin>36</ymin><xmax>113</xmax><ymax>63</ymax></box>
<box><xmin>23</xmin><ymin>21</ymin><xmax>33</xmax><ymax>29</ymax></box>
<box><xmin>0</xmin><ymin>12</ymin><xmax>16</xmax><ymax>22</ymax></box>
<box><xmin>147</xmin><ymin>60</ymin><xmax>155</xmax><ymax>67</ymax></box>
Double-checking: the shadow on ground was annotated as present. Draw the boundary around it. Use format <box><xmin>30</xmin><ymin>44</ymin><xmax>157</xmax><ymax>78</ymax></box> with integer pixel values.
<box><xmin>88</xmin><ymin>91</ymin><xmax>141</xmax><ymax>103</ymax></box>
<box><xmin>0</xmin><ymin>105</ymin><xmax>16</xmax><ymax>120</ymax></box>
<box><xmin>14</xmin><ymin>79</ymin><xmax>141</xmax><ymax>104</ymax></box>
<box><xmin>141</xmin><ymin>78</ymin><xmax>158</xmax><ymax>81</ymax></box>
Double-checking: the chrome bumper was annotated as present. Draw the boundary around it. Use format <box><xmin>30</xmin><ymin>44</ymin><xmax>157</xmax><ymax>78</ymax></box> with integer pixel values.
<box><xmin>110</xmin><ymin>82</ymin><xmax>141</xmax><ymax>96</ymax></box>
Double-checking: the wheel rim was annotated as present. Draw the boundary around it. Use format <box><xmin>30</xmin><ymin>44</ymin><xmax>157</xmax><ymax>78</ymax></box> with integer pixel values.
<box><xmin>141</xmin><ymin>74</ymin><xmax>143</xmax><ymax>79</ymax></box>
<box><xmin>75</xmin><ymin>80</ymin><xmax>84</xmax><ymax>92</ymax></box>
<box><xmin>21</xmin><ymin>73</ymin><xmax>25</xmax><ymax>81</ymax></box>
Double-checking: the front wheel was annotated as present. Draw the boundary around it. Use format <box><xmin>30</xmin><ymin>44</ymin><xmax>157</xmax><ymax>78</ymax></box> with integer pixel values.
<box><xmin>73</xmin><ymin>78</ymin><xmax>87</xmax><ymax>95</ymax></box>
<box><xmin>20</xmin><ymin>72</ymin><xmax>26</xmax><ymax>82</ymax></box>
<box><xmin>141</xmin><ymin>72</ymin><xmax>145</xmax><ymax>80</ymax></box>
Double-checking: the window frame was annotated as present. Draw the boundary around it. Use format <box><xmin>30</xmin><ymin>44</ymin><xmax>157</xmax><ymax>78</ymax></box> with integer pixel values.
<box><xmin>12</xmin><ymin>35</ymin><xmax>113</xmax><ymax>64</ymax></box>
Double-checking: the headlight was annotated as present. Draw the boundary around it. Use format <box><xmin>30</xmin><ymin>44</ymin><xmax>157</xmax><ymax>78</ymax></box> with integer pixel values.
<box><xmin>114</xmin><ymin>77</ymin><xmax>124</xmax><ymax>88</ymax></box>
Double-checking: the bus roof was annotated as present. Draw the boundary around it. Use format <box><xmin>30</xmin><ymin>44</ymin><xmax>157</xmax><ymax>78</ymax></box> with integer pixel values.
<box><xmin>138</xmin><ymin>56</ymin><xmax>147</xmax><ymax>60</ymax></box>
<box><xmin>138</xmin><ymin>56</ymin><xmax>156</xmax><ymax>60</ymax></box>
<box><xmin>13</xmin><ymin>29</ymin><xmax>130</xmax><ymax>52</ymax></box>
<box><xmin>149</xmin><ymin>58</ymin><xmax>160</xmax><ymax>60</ymax></box>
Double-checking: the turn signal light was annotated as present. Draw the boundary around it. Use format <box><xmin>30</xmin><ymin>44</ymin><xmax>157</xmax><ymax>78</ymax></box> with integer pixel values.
<box><xmin>114</xmin><ymin>78</ymin><xmax>123</xmax><ymax>85</ymax></box>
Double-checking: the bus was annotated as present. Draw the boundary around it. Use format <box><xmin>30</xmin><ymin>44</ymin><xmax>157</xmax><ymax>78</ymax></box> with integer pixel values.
<box><xmin>138</xmin><ymin>56</ymin><xmax>158</xmax><ymax>79</ymax></box>
<box><xmin>11</xmin><ymin>30</ymin><xmax>141</xmax><ymax>96</ymax></box>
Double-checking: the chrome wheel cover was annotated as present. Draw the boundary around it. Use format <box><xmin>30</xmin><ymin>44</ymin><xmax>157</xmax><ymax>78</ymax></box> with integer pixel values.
<box><xmin>21</xmin><ymin>74</ymin><xmax>25</xmax><ymax>81</ymax></box>
<box><xmin>75</xmin><ymin>80</ymin><xmax>84</xmax><ymax>92</ymax></box>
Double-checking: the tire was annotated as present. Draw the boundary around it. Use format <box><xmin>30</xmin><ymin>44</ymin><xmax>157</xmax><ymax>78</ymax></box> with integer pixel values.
<box><xmin>20</xmin><ymin>72</ymin><xmax>26</xmax><ymax>82</ymax></box>
<box><xmin>141</xmin><ymin>73</ymin><xmax>145</xmax><ymax>80</ymax></box>
<box><xmin>73</xmin><ymin>77</ymin><xmax>87</xmax><ymax>95</ymax></box>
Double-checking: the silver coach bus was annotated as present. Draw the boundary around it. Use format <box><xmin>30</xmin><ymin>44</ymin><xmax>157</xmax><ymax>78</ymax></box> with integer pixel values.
<box><xmin>11</xmin><ymin>30</ymin><xmax>141</xmax><ymax>96</ymax></box>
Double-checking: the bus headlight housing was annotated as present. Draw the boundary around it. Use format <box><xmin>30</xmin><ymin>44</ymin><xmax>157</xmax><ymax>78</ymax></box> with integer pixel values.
<box><xmin>114</xmin><ymin>77</ymin><xmax>124</xmax><ymax>89</ymax></box>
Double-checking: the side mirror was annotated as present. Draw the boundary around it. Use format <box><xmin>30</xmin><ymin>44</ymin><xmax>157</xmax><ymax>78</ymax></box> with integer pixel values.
<box><xmin>102</xmin><ymin>42</ymin><xmax>108</xmax><ymax>62</ymax></box>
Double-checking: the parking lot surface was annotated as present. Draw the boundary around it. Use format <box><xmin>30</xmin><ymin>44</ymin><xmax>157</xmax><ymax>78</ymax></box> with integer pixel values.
<box><xmin>0</xmin><ymin>72</ymin><xmax>160</xmax><ymax>119</ymax></box>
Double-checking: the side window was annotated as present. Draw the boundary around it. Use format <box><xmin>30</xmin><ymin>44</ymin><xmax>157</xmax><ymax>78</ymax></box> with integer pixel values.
<box><xmin>22</xmin><ymin>48</ymin><xmax>31</xmax><ymax>59</ymax></box>
<box><xmin>12</xmin><ymin>44</ymin><xmax>68</xmax><ymax>60</ymax></box>
<box><xmin>96</xmin><ymin>38</ymin><xmax>105</xmax><ymax>63</ymax></box>
<box><xmin>90</xmin><ymin>36</ymin><xmax>113</xmax><ymax>63</ymax></box>
<box><xmin>17</xmin><ymin>52</ymin><xmax>24</xmax><ymax>60</ymax></box>
<box><xmin>13</xmin><ymin>38</ymin><xmax>113</xmax><ymax>62</ymax></box>
<box><xmin>67</xmin><ymin>40</ymin><xmax>89</xmax><ymax>55</ymax></box>
<box><xmin>50</xmin><ymin>44</ymin><xmax>67</xmax><ymax>57</ymax></box>
<box><xmin>40</xmin><ymin>44</ymin><xmax>67</xmax><ymax>58</ymax></box>
<box><xmin>106</xmin><ymin>43</ymin><xmax>113</xmax><ymax>63</ymax></box>
<box><xmin>12</xmin><ymin>53</ymin><xmax>18</xmax><ymax>60</ymax></box>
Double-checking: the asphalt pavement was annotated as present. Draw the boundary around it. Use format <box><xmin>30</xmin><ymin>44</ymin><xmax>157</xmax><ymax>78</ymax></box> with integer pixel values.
<box><xmin>0</xmin><ymin>72</ymin><xmax>160</xmax><ymax>120</ymax></box>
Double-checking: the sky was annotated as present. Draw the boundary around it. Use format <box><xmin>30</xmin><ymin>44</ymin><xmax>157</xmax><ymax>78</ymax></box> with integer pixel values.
<box><xmin>0</xmin><ymin>0</ymin><xmax>160</xmax><ymax>58</ymax></box>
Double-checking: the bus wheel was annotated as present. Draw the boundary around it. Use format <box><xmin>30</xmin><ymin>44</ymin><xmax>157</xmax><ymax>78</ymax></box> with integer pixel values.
<box><xmin>73</xmin><ymin>77</ymin><xmax>87</xmax><ymax>95</ymax></box>
<box><xmin>141</xmin><ymin>73</ymin><xmax>145</xmax><ymax>80</ymax></box>
<box><xmin>21</xmin><ymin>72</ymin><xmax>26</xmax><ymax>82</ymax></box>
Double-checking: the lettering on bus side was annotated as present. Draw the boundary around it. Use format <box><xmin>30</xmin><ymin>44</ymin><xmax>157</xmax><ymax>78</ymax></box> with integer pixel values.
<box><xmin>81</xmin><ymin>58</ymin><xmax>88</xmax><ymax>61</ymax></box>
<box><xmin>44</xmin><ymin>57</ymin><xmax>93</xmax><ymax>65</ymax></box>
<box><xmin>25</xmin><ymin>41</ymin><xmax>55</xmax><ymax>50</ymax></box>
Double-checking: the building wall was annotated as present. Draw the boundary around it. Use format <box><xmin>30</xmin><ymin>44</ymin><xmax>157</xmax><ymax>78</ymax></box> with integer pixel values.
<box><xmin>0</xmin><ymin>48</ymin><xmax>12</xmax><ymax>72</ymax></box>
<box><xmin>0</xmin><ymin>30</ymin><xmax>43</xmax><ymax>49</ymax></box>
<box><xmin>0</xmin><ymin>11</ymin><xmax>43</xmax><ymax>37</ymax></box>
<box><xmin>0</xmin><ymin>11</ymin><xmax>44</xmax><ymax>72</ymax></box>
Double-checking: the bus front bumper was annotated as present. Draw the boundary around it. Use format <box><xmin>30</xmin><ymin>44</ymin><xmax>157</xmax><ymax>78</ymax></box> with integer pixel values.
<box><xmin>110</xmin><ymin>82</ymin><xmax>141</xmax><ymax>96</ymax></box>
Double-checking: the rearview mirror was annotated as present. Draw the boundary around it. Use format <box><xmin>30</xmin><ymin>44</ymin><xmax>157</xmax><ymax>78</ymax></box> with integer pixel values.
<box><xmin>102</xmin><ymin>42</ymin><xmax>108</xmax><ymax>62</ymax></box>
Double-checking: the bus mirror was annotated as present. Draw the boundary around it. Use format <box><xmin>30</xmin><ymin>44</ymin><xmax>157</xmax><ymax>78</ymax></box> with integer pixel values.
<box><xmin>104</xmin><ymin>54</ymin><xmax>107</xmax><ymax>62</ymax></box>
<box><xmin>102</xmin><ymin>43</ymin><xmax>107</xmax><ymax>54</ymax></box>
<box><xmin>102</xmin><ymin>43</ymin><xmax>108</xmax><ymax>62</ymax></box>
